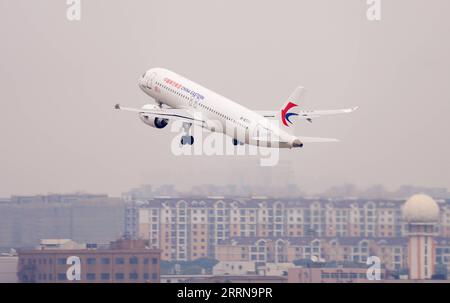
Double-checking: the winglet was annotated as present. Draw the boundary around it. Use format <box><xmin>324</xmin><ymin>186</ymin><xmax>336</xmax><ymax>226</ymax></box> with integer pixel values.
<box><xmin>114</xmin><ymin>104</ymin><xmax>121</xmax><ymax>110</ymax></box>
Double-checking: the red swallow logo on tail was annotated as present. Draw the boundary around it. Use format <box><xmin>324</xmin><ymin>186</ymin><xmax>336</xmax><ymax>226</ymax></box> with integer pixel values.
<box><xmin>281</xmin><ymin>102</ymin><xmax>299</xmax><ymax>127</ymax></box>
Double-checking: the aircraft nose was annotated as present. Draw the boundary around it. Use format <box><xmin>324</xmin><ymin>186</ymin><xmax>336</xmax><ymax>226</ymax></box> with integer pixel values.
<box><xmin>138</xmin><ymin>74</ymin><xmax>146</xmax><ymax>88</ymax></box>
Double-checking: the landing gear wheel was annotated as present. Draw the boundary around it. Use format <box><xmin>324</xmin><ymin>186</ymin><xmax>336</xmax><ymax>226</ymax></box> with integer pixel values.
<box><xmin>180</xmin><ymin>123</ymin><xmax>194</xmax><ymax>146</ymax></box>
<box><xmin>232</xmin><ymin>139</ymin><xmax>243</xmax><ymax>146</ymax></box>
<box><xmin>181</xmin><ymin>136</ymin><xmax>194</xmax><ymax>145</ymax></box>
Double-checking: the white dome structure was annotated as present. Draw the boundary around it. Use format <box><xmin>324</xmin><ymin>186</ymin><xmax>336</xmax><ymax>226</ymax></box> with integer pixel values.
<box><xmin>402</xmin><ymin>194</ymin><xmax>440</xmax><ymax>279</ymax></box>
<box><xmin>402</xmin><ymin>194</ymin><xmax>439</xmax><ymax>223</ymax></box>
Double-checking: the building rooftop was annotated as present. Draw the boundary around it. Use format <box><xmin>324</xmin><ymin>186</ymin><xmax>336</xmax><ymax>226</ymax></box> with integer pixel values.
<box><xmin>18</xmin><ymin>238</ymin><xmax>161</xmax><ymax>254</ymax></box>
<box><xmin>132</xmin><ymin>197</ymin><xmax>416</xmax><ymax>209</ymax></box>
<box><xmin>219</xmin><ymin>236</ymin><xmax>408</xmax><ymax>246</ymax></box>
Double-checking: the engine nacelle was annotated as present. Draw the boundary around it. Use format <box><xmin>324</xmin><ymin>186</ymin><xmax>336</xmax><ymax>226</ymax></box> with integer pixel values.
<box><xmin>138</xmin><ymin>104</ymin><xmax>169</xmax><ymax>129</ymax></box>
<box><xmin>140</xmin><ymin>114</ymin><xmax>169</xmax><ymax>129</ymax></box>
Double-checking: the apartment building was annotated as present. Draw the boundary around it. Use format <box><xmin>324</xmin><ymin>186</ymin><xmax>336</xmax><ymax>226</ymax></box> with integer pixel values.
<box><xmin>0</xmin><ymin>194</ymin><xmax>125</xmax><ymax>250</ymax></box>
<box><xmin>215</xmin><ymin>237</ymin><xmax>407</xmax><ymax>271</ymax></box>
<box><xmin>127</xmin><ymin>197</ymin><xmax>450</xmax><ymax>273</ymax></box>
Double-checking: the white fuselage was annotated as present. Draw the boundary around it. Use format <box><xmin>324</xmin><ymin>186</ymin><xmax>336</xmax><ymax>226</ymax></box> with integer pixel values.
<box><xmin>138</xmin><ymin>68</ymin><xmax>298</xmax><ymax>148</ymax></box>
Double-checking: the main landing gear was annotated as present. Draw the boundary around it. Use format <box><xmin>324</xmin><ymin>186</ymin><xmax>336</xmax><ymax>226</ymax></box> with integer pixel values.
<box><xmin>232</xmin><ymin>139</ymin><xmax>244</xmax><ymax>146</ymax></box>
<box><xmin>180</xmin><ymin>122</ymin><xmax>194</xmax><ymax>146</ymax></box>
<box><xmin>181</xmin><ymin>135</ymin><xmax>194</xmax><ymax>145</ymax></box>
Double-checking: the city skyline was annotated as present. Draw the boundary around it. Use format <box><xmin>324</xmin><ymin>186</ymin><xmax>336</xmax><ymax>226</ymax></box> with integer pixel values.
<box><xmin>2</xmin><ymin>189</ymin><xmax>450</xmax><ymax>282</ymax></box>
<box><xmin>1</xmin><ymin>183</ymin><xmax>449</xmax><ymax>200</ymax></box>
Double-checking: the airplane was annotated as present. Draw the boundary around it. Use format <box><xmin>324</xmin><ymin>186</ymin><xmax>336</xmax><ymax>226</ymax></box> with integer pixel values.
<box><xmin>115</xmin><ymin>68</ymin><xmax>358</xmax><ymax>148</ymax></box>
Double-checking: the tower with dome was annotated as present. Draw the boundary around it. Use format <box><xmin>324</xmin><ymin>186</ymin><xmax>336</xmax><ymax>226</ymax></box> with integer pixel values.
<box><xmin>402</xmin><ymin>194</ymin><xmax>440</xmax><ymax>280</ymax></box>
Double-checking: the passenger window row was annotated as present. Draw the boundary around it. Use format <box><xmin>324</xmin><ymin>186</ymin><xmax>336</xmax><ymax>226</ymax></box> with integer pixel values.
<box><xmin>155</xmin><ymin>81</ymin><xmax>248</xmax><ymax>130</ymax></box>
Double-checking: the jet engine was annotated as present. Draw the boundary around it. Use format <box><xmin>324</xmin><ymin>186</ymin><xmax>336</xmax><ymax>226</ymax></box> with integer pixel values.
<box><xmin>140</xmin><ymin>114</ymin><xmax>169</xmax><ymax>129</ymax></box>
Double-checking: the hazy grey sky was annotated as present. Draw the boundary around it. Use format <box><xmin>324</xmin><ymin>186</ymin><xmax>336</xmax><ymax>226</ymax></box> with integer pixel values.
<box><xmin>0</xmin><ymin>0</ymin><xmax>449</xmax><ymax>197</ymax></box>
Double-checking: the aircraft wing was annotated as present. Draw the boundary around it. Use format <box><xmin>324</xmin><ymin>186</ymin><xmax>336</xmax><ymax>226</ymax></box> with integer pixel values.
<box><xmin>114</xmin><ymin>104</ymin><xmax>205</xmax><ymax>125</ymax></box>
<box><xmin>250</xmin><ymin>135</ymin><xmax>339</xmax><ymax>148</ymax></box>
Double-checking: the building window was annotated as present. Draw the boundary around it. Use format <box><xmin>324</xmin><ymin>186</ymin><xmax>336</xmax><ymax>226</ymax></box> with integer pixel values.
<box><xmin>86</xmin><ymin>258</ymin><xmax>96</xmax><ymax>265</ymax></box>
<box><xmin>115</xmin><ymin>273</ymin><xmax>124</xmax><ymax>280</ymax></box>
<box><xmin>152</xmin><ymin>273</ymin><xmax>158</xmax><ymax>281</ymax></box>
<box><xmin>144</xmin><ymin>273</ymin><xmax>149</xmax><ymax>280</ymax></box>
<box><xmin>129</xmin><ymin>256</ymin><xmax>139</xmax><ymax>265</ymax></box>
<box><xmin>98</xmin><ymin>273</ymin><xmax>109</xmax><ymax>281</ymax></box>
<box><xmin>57</xmin><ymin>258</ymin><xmax>66</xmax><ymax>265</ymax></box>
<box><xmin>129</xmin><ymin>273</ymin><xmax>138</xmax><ymax>280</ymax></box>
<box><xmin>86</xmin><ymin>273</ymin><xmax>96</xmax><ymax>281</ymax></box>
<box><xmin>144</xmin><ymin>258</ymin><xmax>149</xmax><ymax>264</ymax></box>
<box><xmin>115</xmin><ymin>257</ymin><xmax>125</xmax><ymax>265</ymax></box>
<box><xmin>152</xmin><ymin>258</ymin><xmax>158</xmax><ymax>265</ymax></box>
<box><xmin>101</xmin><ymin>257</ymin><xmax>110</xmax><ymax>265</ymax></box>
<box><xmin>57</xmin><ymin>273</ymin><xmax>66</xmax><ymax>281</ymax></box>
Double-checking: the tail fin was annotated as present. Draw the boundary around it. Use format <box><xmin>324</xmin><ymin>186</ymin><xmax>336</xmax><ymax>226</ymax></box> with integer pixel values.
<box><xmin>280</xmin><ymin>86</ymin><xmax>305</xmax><ymax>127</ymax></box>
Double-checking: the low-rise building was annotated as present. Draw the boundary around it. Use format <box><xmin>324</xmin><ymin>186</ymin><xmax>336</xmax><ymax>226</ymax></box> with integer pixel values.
<box><xmin>17</xmin><ymin>238</ymin><xmax>161</xmax><ymax>283</ymax></box>
<box><xmin>212</xmin><ymin>261</ymin><xmax>293</xmax><ymax>276</ymax></box>
<box><xmin>213</xmin><ymin>261</ymin><xmax>256</xmax><ymax>275</ymax></box>
<box><xmin>288</xmin><ymin>264</ymin><xmax>386</xmax><ymax>283</ymax></box>
<box><xmin>161</xmin><ymin>274</ymin><xmax>213</xmax><ymax>283</ymax></box>
<box><xmin>185</xmin><ymin>275</ymin><xmax>287</xmax><ymax>283</ymax></box>
<box><xmin>0</xmin><ymin>254</ymin><xmax>18</xmax><ymax>283</ymax></box>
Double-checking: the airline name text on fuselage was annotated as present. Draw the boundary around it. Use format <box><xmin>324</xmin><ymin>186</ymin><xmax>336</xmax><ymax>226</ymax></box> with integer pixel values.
<box><xmin>163</xmin><ymin>77</ymin><xmax>205</xmax><ymax>100</ymax></box>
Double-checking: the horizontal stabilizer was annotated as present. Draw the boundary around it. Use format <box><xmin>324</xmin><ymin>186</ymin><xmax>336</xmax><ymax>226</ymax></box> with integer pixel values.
<box><xmin>298</xmin><ymin>136</ymin><xmax>339</xmax><ymax>143</ymax></box>
<box><xmin>299</xmin><ymin>106</ymin><xmax>359</xmax><ymax>118</ymax></box>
